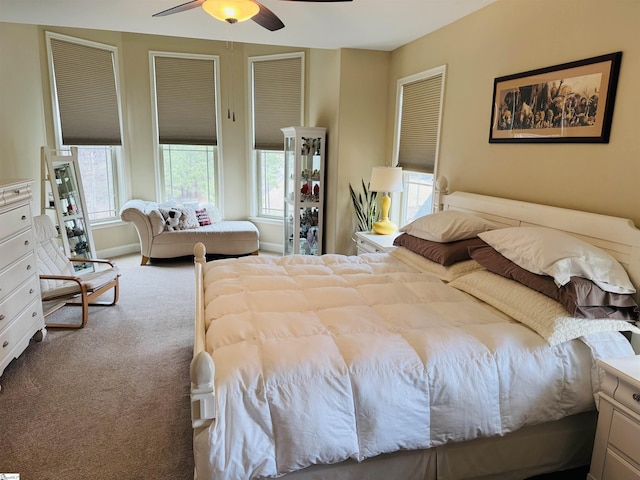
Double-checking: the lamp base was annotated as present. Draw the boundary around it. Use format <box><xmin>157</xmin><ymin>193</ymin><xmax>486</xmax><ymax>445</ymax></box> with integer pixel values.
<box><xmin>372</xmin><ymin>219</ymin><xmax>398</xmax><ymax>235</ymax></box>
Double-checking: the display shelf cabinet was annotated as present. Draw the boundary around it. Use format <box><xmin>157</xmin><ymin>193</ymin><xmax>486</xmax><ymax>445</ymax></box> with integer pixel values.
<box><xmin>281</xmin><ymin>127</ymin><xmax>326</xmax><ymax>256</ymax></box>
<box><xmin>41</xmin><ymin>147</ymin><xmax>96</xmax><ymax>273</ymax></box>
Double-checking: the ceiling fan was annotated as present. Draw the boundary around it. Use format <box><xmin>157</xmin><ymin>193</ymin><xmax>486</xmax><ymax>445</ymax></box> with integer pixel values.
<box><xmin>153</xmin><ymin>0</ymin><xmax>353</xmax><ymax>32</ymax></box>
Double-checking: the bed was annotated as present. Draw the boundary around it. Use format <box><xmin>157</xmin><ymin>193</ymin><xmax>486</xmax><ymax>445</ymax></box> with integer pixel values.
<box><xmin>190</xmin><ymin>192</ymin><xmax>640</xmax><ymax>480</ymax></box>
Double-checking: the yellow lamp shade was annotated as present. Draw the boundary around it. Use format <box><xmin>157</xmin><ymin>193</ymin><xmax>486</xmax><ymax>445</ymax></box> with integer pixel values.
<box><xmin>202</xmin><ymin>0</ymin><xmax>260</xmax><ymax>23</ymax></box>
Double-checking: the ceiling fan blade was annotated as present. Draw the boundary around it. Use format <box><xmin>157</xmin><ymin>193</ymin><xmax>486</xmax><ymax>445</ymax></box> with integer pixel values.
<box><xmin>252</xmin><ymin>1</ymin><xmax>285</xmax><ymax>31</ymax></box>
<box><xmin>152</xmin><ymin>0</ymin><xmax>205</xmax><ymax>17</ymax></box>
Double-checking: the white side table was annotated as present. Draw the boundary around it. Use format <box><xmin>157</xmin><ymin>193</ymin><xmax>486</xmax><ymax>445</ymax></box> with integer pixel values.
<box><xmin>589</xmin><ymin>355</ymin><xmax>640</xmax><ymax>480</ymax></box>
<box><xmin>354</xmin><ymin>231</ymin><xmax>400</xmax><ymax>255</ymax></box>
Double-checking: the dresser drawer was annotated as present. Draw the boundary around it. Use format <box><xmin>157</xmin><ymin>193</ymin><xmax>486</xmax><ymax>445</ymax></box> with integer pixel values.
<box><xmin>608</xmin><ymin>410</ymin><xmax>640</xmax><ymax>466</ymax></box>
<box><xmin>0</xmin><ymin>229</ymin><xmax>34</xmax><ymax>272</ymax></box>
<box><xmin>0</xmin><ymin>183</ymin><xmax>32</xmax><ymax>207</ymax></box>
<box><xmin>0</xmin><ymin>276</ymin><xmax>40</xmax><ymax>334</ymax></box>
<box><xmin>0</xmin><ymin>252</ymin><xmax>37</xmax><ymax>303</ymax></box>
<box><xmin>603</xmin><ymin>449</ymin><xmax>640</xmax><ymax>480</ymax></box>
<box><xmin>0</xmin><ymin>204</ymin><xmax>32</xmax><ymax>242</ymax></box>
<box><xmin>0</xmin><ymin>299</ymin><xmax>42</xmax><ymax>361</ymax></box>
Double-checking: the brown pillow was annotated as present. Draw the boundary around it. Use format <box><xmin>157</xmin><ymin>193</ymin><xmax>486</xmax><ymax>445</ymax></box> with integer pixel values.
<box><xmin>468</xmin><ymin>243</ymin><xmax>639</xmax><ymax>321</ymax></box>
<box><xmin>393</xmin><ymin>233</ymin><xmax>485</xmax><ymax>266</ymax></box>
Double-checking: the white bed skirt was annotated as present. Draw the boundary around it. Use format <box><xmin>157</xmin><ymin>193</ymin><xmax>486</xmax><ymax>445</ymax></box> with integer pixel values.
<box><xmin>250</xmin><ymin>411</ymin><xmax>595</xmax><ymax>480</ymax></box>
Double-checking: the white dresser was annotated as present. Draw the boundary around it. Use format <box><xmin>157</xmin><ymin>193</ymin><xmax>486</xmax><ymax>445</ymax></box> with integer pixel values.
<box><xmin>589</xmin><ymin>355</ymin><xmax>640</xmax><ymax>480</ymax></box>
<box><xmin>0</xmin><ymin>179</ymin><xmax>46</xmax><ymax>385</ymax></box>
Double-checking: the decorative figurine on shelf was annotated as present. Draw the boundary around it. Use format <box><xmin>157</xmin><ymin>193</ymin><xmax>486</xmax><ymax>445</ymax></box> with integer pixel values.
<box><xmin>307</xmin><ymin>228</ymin><xmax>317</xmax><ymax>248</ymax></box>
<box><xmin>74</xmin><ymin>241</ymin><xmax>88</xmax><ymax>255</ymax></box>
<box><xmin>301</xmin><ymin>137</ymin><xmax>319</xmax><ymax>156</ymax></box>
<box><xmin>313</xmin><ymin>183</ymin><xmax>320</xmax><ymax>200</ymax></box>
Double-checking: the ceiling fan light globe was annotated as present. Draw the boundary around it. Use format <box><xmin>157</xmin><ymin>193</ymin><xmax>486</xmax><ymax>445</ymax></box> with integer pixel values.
<box><xmin>202</xmin><ymin>0</ymin><xmax>260</xmax><ymax>23</ymax></box>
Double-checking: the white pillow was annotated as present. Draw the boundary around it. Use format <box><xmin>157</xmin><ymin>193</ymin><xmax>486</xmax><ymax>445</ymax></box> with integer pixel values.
<box><xmin>478</xmin><ymin>226</ymin><xmax>636</xmax><ymax>294</ymax></box>
<box><xmin>450</xmin><ymin>270</ymin><xmax>640</xmax><ymax>345</ymax></box>
<box><xmin>399</xmin><ymin>210</ymin><xmax>501</xmax><ymax>243</ymax></box>
<box><xmin>201</xmin><ymin>203</ymin><xmax>223</xmax><ymax>223</ymax></box>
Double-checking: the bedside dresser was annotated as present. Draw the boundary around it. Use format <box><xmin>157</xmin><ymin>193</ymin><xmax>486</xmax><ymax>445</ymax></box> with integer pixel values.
<box><xmin>0</xmin><ymin>179</ymin><xmax>46</xmax><ymax>388</ymax></box>
<box><xmin>354</xmin><ymin>231</ymin><xmax>400</xmax><ymax>255</ymax></box>
<box><xmin>589</xmin><ymin>355</ymin><xmax>640</xmax><ymax>480</ymax></box>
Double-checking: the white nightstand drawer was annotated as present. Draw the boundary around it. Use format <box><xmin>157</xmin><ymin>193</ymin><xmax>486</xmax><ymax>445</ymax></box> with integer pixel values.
<box><xmin>610</xmin><ymin>409</ymin><xmax>640</xmax><ymax>466</ymax></box>
<box><xmin>603</xmin><ymin>449</ymin><xmax>640</xmax><ymax>480</ymax></box>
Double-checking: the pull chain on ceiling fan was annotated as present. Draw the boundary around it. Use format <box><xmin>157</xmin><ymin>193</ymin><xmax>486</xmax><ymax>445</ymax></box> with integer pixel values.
<box><xmin>153</xmin><ymin>0</ymin><xmax>353</xmax><ymax>32</ymax></box>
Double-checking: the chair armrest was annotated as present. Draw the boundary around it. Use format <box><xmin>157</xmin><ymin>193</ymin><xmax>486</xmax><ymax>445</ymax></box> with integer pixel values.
<box><xmin>39</xmin><ymin>273</ymin><xmax>83</xmax><ymax>284</ymax></box>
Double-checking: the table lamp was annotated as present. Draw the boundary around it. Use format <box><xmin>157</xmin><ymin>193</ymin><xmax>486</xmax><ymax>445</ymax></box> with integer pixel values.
<box><xmin>369</xmin><ymin>166</ymin><xmax>403</xmax><ymax>235</ymax></box>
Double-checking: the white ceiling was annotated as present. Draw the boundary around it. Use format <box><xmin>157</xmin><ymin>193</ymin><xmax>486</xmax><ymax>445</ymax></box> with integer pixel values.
<box><xmin>0</xmin><ymin>0</ymin><xmax>496</xmax><ymax>51</ymax></box>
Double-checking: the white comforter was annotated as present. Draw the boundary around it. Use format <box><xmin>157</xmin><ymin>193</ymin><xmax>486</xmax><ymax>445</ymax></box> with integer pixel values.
<box><xmin>194</xmin><ymin>253</ymin><xmax>634</xmax><ymax>480</ymax></box>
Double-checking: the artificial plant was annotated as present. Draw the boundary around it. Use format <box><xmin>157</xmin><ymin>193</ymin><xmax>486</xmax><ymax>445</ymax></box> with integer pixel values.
<box><xmin>349</xmin><ymin>179</ymin><xmax>378</xmax><ymax>232</ymax></box>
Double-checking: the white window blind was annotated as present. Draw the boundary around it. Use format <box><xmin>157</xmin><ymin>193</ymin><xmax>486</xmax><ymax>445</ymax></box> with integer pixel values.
<box><xmin>252</xmin><ymin>56</ymin><xmax>303</xmax><ymax>150</ymax></box>
<box><xmin>154</xmin><ymin>56</ymin><xmax>218</xmax><ymax>146</ymax></box>
<box><xmin>49</xmin><ymin>37</ymin><xmax>122</xmax><ymax>146</ymax></box>
<box><xmin>397</xmin><ymin>71</ymin><xmax>444</xmax><ymax>173</ymax></box>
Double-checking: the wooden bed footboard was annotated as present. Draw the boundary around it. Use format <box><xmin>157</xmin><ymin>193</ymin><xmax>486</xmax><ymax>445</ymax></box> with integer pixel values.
<box><xmin>192</xmin><ymin>242</ymin><xmax>216</xmax><ymax>431</ymax></box>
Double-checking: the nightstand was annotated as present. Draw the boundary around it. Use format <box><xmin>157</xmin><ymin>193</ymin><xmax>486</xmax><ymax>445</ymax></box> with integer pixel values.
<box><xmin>353</xmin><ymin>231</ymin><xmax>400</xmax><ymax>255</ymax></box>
<box><xmin>589</xmin><ymin>355</ymin><xmax>640</xmax><ymax>480</ymax></box>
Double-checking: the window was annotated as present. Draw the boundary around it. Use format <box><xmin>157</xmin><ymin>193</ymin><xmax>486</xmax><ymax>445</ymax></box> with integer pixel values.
<box><xmin>161</xmin><ymin>145</ymin><xmax>216</xmax><ymax>204</ymax></box>
<box><xmin>151</xmin><ymin>53</ymin><xmax>220</xmax><ymax>205</ymax></box>
<box><xmin>46</xmin><ymin>32</ymin><xmax>125</xmax><ymax>222</ymax></box>
<box><xmin>402</xmin><ymin>171</ymin><xmax>434</xmax><ymax>223</ymax></box>
<box><xmin>76</xmin><ymin>146</ymin><xmax>119</xmax><ymax>221</ymax></box>
<box><xmin>257</xmin><ymin>151</ymin><xmax>285</xmax><ymax>217</ymax></box>
<box><xmin>393</xmin><ymin>65</ymin><xmax>446</xmax><ymax>226</ymax></box>
<box><xmin>249</xmin><ymin>53</ymin><xmax>304</xmax><ymax>218</ymax></box>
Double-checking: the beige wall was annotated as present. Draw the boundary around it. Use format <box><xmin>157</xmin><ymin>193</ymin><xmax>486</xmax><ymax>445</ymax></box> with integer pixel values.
<box><xmin>2</xmin><ymin>0</ymin><xmax>638</xmax><ymax>258</ymax></box>
<box><xmin>388</xmin><ymin>0</ymin><xmax>640</xmax><ymax>227</ymax></box>
<box><xmin>0</xmin><ymin>24</ymin><xmax>47</xmax><ymax>181</ymax></box>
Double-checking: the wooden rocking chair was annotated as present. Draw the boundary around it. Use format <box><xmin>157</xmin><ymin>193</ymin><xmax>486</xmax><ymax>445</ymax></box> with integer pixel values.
<box><xmin>33</xmin><ymin>214</ymin><xmax>120</xmax><ymax>329</ymax></box>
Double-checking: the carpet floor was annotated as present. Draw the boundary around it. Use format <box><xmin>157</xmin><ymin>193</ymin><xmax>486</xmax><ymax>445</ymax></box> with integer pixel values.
<box><xmin>0</xmin><ymin>253</ymin><xmax>195</xmax><ymax>479</ymax></box>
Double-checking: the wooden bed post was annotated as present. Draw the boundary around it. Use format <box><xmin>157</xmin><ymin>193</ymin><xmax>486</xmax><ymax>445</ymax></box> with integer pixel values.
<box><xmin>192</xmin><ymin>242</ymin><xmax>216</xmax><ymax>430</ymax></box>
<box><xmin>191</xmin><ymin>351</ymin><xmax>215</xmax><ymax>429</ymax></box>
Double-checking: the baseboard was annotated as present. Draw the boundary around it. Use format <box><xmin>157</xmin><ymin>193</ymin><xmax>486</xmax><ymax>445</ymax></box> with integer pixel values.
<box><xmin>97</xmin><ymin>243</ymin><xmax>140</xmax><ymax>259</ymax></box>
<box><xmin>259</xmin><ymin>241</ymin><xmax>282</xmax><ymax>254</ymax></box>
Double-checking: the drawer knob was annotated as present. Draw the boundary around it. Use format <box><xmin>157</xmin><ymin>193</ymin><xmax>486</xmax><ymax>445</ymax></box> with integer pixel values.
<box><xmin>21</xmin><ymin>215</ymin><xmax>27</xmax><ymax>220</ymax></box>
<box><xmin>633</xmin><ymin>393</ymin><xmax>640</xmax><ymax>403</ymax></box>
<box><xmin>32</xmin><ymin>311</ymin><xmax>37</xmax><ymax>317</ymax></box>
<box><xmin>24</xmin><ymin>240</ymin><xmax>29</xmax><ymax>246</ymax></box>
<box><xmin>0</xmin><ymin>314</ymin><xmax>4</xmax><ymax>321</ymax></box>
<box><xmin>29</xmin><ymin>288</ymin><xmax>34</xmax><ymax>294</ymax></box>
<box><xmin>2</xmin><ymin>341</ymin><xmax>8</xmax><ymax>348</ymax></box>
<box><xmin>26</xmin><ymin>264</ymin><xmax>32</xmax><ymax>270</ymax></box>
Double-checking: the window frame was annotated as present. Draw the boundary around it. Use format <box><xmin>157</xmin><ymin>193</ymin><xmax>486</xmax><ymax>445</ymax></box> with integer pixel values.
<box><xmin>45</xmin><ymin>31</ymin><xmax>128</xmax><ymax>225</ymax></box>
<box><xmin>248</xmin><ymin>52</ymin><xmax>305</xmax><ymax>220</ymax></box>
<box><xmin>392</xmin><ymin>65</ymin><xmax>446</xmax><ymax>225</ymax></box>
<box><xmin>149</xmin><ymin>51</ymin><xmax>223</xmax><ymax>209</ymax></box>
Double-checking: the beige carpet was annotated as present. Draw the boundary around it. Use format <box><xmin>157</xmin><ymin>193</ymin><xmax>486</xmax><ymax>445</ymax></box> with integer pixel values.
<box><xmin>0</xmin><ymin>254</ymin><xmax>195</xmax><ymax>480</ymax></box>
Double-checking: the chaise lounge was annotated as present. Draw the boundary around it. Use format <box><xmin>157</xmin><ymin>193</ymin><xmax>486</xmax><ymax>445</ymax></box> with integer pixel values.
<box><xmin>120</xmin><ymin>199</ymin><xmax>259</xmax><ymax>265</ymax></box>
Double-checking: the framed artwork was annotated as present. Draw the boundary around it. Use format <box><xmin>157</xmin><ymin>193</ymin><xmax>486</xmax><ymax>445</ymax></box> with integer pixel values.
<box><xmin>489</xmin><ymin>52</ymin><xmax>622</xmax><ymax>143</ymax></box>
